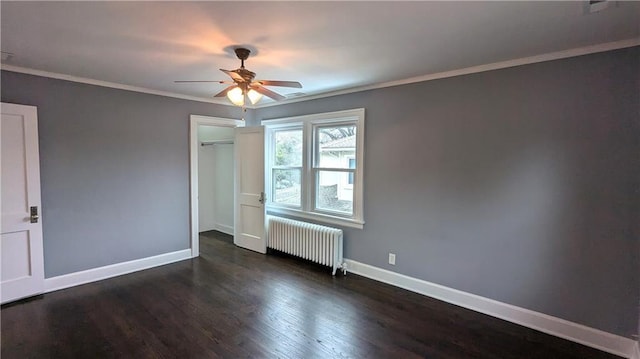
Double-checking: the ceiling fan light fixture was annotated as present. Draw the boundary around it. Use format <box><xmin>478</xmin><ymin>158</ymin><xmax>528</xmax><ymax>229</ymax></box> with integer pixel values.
<box><xmin>247</xmin><ymin>89</ymin><xmax>263</xmax><ymax>105</ymax></box>
<box><xmin>227</xmin><ymin>86</ymin><xmax>245</xmax><ymax>106</ymax></box>
<box><xmin>176</xmin><ymin>47</ymin><xmax>301</xmax><ymax>105</ymax></box>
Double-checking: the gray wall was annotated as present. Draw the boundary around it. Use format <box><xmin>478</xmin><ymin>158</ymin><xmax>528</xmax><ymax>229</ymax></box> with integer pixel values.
<box><xmin>255</xmin><ymin>47</ymin><xmax>640</xmax><ymax>337</ymax></box>
<box><xmin>1</xmin><ymin>71</ymin><xmax>247</xmax><ymax>277</ymax></box>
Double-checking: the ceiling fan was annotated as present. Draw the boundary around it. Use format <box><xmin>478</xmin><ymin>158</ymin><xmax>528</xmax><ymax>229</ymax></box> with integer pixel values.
<box><xmin>175</xmin><ymin>47</ymin><xmax>302</xmax><ymax>106</ymax></box>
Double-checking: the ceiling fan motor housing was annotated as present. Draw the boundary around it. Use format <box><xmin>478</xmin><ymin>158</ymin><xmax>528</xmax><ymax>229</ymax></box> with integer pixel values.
<box><xmin>234</xmin><ymin>48</ymin><xmax>251</xmax><ymax>61</ymax></box>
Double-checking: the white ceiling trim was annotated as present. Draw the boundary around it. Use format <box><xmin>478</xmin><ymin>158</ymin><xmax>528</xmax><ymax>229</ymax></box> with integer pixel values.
<box><xmin>1</xmin><ymin>37</ymin><xmax>638</xmax><ymax>110</ymax></box>
<box><xmin>257</xmin><ymin>37</ymin><xmax>640</xmax><ymax>108</ymax></box>
<box><xmin>0</xmin><ymin>64</ymin><xmax>232</xmax><ymax>106</ymax></box>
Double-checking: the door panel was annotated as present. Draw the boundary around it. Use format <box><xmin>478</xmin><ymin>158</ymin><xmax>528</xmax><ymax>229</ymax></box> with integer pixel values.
<box><xmin>234</xmin><ymin>126</ymin><xmax>266</xmax><ymax>254</ymax></box>
<box><xmin>2</xmin><ymin>114</ymin><xmax>28</xmax><ymax>216</ymax></box>
<box><xmin>1</xmin><ymin>231</ymin><xmax>32</xmax><ymax>281</ymax></box>
<box><xmin>1</xmin><ymin>102</ymin><xmax>44</xmax><ymax>304</ymax></box>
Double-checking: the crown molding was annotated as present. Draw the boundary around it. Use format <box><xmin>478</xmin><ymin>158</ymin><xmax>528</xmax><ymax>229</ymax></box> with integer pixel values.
<box><xmin>257</xmin><ymin>37</ymin><xmax>640</xmax><ymax>108</ymax></box>
<box><xmin>0</xmin><ymin>64</ymin><xmax>236</xmax><ymax>107</ymax></box>
<box><xmin>2</xmin><ymin>37</ymin><xmax>637</xmax><ymax>110</ymax></box>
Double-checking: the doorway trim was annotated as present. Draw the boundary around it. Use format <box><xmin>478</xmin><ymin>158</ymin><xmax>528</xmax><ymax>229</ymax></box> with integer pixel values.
<box><xmin>189</xmin><ymin>115</ymin><xmax>244</xmax><ymax>258</ymax></box>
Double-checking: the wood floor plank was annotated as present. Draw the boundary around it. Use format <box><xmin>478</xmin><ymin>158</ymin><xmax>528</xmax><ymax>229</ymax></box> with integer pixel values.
<box><xmin>1</xmin><ymin>231</ymin><xmax>624</xmax><ymax>359</ymax></box>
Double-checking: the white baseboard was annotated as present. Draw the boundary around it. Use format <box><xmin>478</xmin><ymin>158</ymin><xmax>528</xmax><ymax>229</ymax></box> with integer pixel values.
<box><xmin>214</xmin><ymin>223</ymin><xmax>234</xmax><ymax>236</ymax></box>
<box><xmin>344</xmin><ymin>259</ymin><xmax>636</xmax><ymax>359</ymax></box>
<box><xmin>45</xmin><ymin>249</ymin><xmax>192</xmax><ymax>293</ymax></box>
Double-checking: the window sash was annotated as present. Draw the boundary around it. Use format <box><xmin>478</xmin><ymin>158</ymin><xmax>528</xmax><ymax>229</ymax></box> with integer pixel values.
<box><xmin>271</xmin><ymin>167</ymin><xmax>302</xmax><ymax>208</ymax></box>
<box><xmin>312</xmin><ymin>122</ymin><xmax>358</xmax><ymax>169</ymax></box>
<box><xmin>272</xmin><ymin>127</ymin><xmax>303</xmax><ymax>167</ymax></box>
<box><xmin>311</xmin><ymin>168</ymin><xmax>356</xmax><ymax>216</ymax></box>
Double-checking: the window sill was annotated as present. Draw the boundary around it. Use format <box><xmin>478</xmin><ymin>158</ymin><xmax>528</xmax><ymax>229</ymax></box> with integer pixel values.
<box><xmin>266</xmin><ymin>206</ymin><xmax>364</xmax><ymax>229</ymax></box>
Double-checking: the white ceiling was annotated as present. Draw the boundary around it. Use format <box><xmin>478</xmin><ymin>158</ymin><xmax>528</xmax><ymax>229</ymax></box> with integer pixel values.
<box><xmin>1</xmin><ymin>1</ymin><xmax>638</xmax><ymax>106</ymax></box>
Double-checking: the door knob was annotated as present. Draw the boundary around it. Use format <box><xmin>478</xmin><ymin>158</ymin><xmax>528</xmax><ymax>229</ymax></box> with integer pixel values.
<box><xmin>258</xmin><ymin>192</ymin><xmax>266</xmax><ymax>204</ymax></box>
<box><xmin>30</xmin><ymin>206</ymin><xmax>39</xmax><ymax>223</ymax></box>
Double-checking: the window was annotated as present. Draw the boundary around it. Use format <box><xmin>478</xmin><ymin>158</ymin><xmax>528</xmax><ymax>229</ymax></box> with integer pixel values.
<box><xmin>272</xmin><ymin>128</ymin><xmax>302</xmax><ymax>207</ymax></box>
<box><xmin>314</xmin><ymin>124</ymin><xmax>356</xmax><ymax>215</ymax></box>
<box><xmin>264</xmin><ymin>109</ymin><xmax>365</xmax><ymax>229</ymax></box>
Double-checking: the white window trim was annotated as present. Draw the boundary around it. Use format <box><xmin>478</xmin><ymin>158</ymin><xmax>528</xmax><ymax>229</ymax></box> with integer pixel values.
<box><xmin>263</xmin><ymin>108</ymin><xmax>365</xmax><ymax>229</ymax></box>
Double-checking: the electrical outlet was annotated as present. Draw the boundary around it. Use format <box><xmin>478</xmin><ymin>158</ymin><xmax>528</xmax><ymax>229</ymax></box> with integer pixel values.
<box><xmin>388</xmin><ymin>253</ymin><xmax>396</xmax><ymax>265</ymax></box>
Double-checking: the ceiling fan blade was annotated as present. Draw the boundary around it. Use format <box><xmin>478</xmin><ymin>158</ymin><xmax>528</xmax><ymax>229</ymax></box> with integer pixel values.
<box><xmin>251</xmin><ymin>85</ymin><xmax>285</xmax><ymax>101</ymax></box>
<box><xmin>253</xmin><ymin>80</ymin><xmax>302</xmax><ymax>88</ymax></box>
<box><xmin>220</xmin><ymin>69</ymin><xmax>245</xmax><ymax>82</ymax></box>
<box><xmin>213</xmin><ymin>85</ymin><xmax>237</xmax><ymax>98</ymax></box>
<box><xmin>174</xmin><ymin>80</ymin><xmax>232</xmax><ymax>84</ymax></box>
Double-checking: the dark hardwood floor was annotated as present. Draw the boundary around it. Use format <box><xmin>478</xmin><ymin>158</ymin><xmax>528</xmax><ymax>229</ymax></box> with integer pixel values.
<box><xmin>2</xmin><ymin>231</ymin><xmax>622</xmax><ymax>359</ymax></box>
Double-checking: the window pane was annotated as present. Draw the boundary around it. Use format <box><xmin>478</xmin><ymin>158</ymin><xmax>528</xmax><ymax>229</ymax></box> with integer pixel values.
<box><xmin>316</xmin><ymin>170</ymin><xmax>353</xmax><ymax>214</ymax></box>
<box><xmin>317</xmin><ymin>125</ymin><xmax>356</xmax><ymax>168</ymax></box>
<box><xmin>273</xmin><ymin>169</ymin><xmax>301</xmax><ymax>206</ymax></box>
<box><xmin>274</xmin><ymin>129</ymin><xmax>302</xmax><ymax>167</ymax></box>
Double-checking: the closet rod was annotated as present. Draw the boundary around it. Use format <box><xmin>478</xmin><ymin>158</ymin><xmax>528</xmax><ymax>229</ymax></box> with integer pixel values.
<box><xmin>201</xmin><ymin>140</ymin><xmax>234</xmax><ymax>146</ymax></box>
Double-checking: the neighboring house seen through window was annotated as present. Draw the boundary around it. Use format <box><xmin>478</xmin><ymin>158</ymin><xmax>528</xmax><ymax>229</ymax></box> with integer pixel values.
<box><xmin>347</xmin><ymin>158</ymin><xmax>356</xmax><ymax>185</ymax></box>
<box><xmin>263</xmin><ymin>108</ymin><xmax>365</xmax><ymax>229</ymax></box>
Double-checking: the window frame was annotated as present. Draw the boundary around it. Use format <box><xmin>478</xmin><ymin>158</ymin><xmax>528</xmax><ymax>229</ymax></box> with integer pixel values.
<box><xmin>270</xmin><ymin>126</ymin><xmax>304</xmax><ymax>209</ymax></box>
<box><xmin>311</xmin><ymin>121</ymin><xmax>358</xmax><ymax>217</ymax></box>
<box><xmin>263</xmin><ymin>108</ymin><xmax>365</xmax><ymax>229</ymax></box>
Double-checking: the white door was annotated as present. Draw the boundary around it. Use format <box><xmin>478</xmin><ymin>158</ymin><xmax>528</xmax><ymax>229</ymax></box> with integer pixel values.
<box><xmin>1</xmin><ymin>102</ymin><xmax>45</xmax><ymax>304</ymax></box>
<box><xmin>234</xmin><ymin>126</ymin><xmax>266</xmax><ymax>254</ymax></box>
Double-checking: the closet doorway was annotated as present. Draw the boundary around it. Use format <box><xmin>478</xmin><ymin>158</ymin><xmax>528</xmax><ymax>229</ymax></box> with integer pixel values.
<box><xmin>189</xmin><ymin>115</ymin><xmax>243</xmax><ymax>257</ymax></box>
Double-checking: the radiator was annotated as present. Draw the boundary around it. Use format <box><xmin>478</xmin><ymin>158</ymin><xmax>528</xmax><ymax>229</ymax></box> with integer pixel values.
<box><xmin>267</xmin><ymin>216</ymin><xmax>346</xmax><ymax>275</ymax></box>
